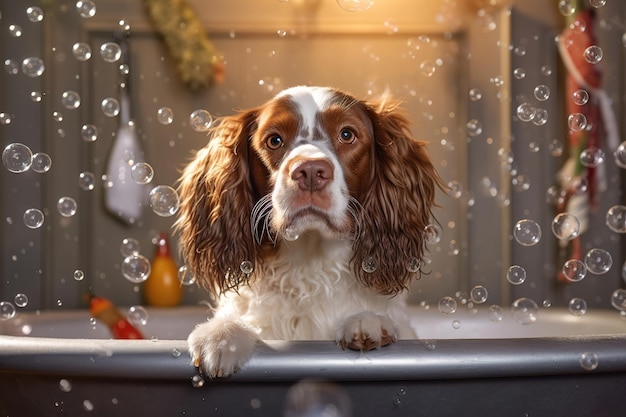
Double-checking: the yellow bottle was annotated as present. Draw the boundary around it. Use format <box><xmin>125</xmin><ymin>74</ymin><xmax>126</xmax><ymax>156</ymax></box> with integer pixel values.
<box><xmin>143</xmin><ymin>232</ymin><xmax>182</xmax><ymax>307</ymax></box>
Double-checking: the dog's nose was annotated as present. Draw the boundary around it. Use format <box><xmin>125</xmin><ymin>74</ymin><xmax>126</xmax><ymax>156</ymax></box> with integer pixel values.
<box><xmin>291</xmin><ymin>159</ymin><xmax>334</xmax><ymax>191</ymax></box>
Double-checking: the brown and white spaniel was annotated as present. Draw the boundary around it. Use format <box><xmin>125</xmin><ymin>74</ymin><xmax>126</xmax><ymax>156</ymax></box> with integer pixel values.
<box><xmin>176</xmin><ymin>86</ymin><xmax>444</xmax><ymax>377</ymax></box>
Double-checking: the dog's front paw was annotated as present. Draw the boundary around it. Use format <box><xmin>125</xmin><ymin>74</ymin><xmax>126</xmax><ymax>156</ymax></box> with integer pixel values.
<box><xmin>187</xmin><ymin>317</ymin><xmax>260</xmax><ymax>378</ymax></box>
<box><xmin>337</xmin><ymin>312</ymin><xmax>397</xmax><ymax>351</ymax></box>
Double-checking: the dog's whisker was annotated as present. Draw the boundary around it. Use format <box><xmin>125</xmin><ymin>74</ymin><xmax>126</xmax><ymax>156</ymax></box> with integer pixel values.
<box><xmin>251</xmin><ymin>195</ymin><xmax>274</xmax><ymax>244</ymax></box>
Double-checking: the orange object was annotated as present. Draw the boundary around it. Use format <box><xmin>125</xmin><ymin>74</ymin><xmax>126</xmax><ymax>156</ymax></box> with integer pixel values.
<box><xmin>143</xmin><ymin>232</ymin><xmax>183</xmax><ymax>307</ymax></box>
<box><xmin>89</xmin><ymin>295</ymin><xmax>144</xmax><ymax>339</ymax></box>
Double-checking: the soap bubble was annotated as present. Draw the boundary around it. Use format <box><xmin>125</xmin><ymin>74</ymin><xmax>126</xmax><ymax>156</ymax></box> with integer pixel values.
<box><xmin>8</xmin><ymin>25</ymin><xmax>22</xmax><ymax>37</ymax></box>
<box><xmin>487</xmin><ymin>304</ymin><xmax>504</xmax><ymax>322</ymax></box>
<box><xmin>80</xmin><ymin>124</ymin><xmax>99</xmax><ymax>142</ymax></box>
<box><xmin>470</xmin><ymin>285</ymin><xmax>488</xmax><ymax>304</ymax></box>
<box><xmin>72</xmin><ymin>42</ymin><xmax>92</xmax><ymax>61</ymax></box>
<box><xmin>579</xmin><ymin>352</ymin><xmax>599</xmax><ymax>371</ymax></box>
<box><xmin>589</xmin><ymin>0</ymin><xmax>606</xmax><ymax>7</ymax></box>
<box><xmin>4</xmin><ymin>59</ymin><xmax>19</xmax><ymax>75</ymax></box>
<box><xmin>26</xmin><ymin>6</ymin><xmax>45</xmax><ymax>22</ymax></box>
<box><xmin>76</xmin><ymin>0</ymin><xmax>96</xmax><ymax>18</ymax></box>
<box><xmin>533</xmin><ymin>85</ymin><xmax>550</xmax><ymax>101</ymax></box>
<box><xmin>579</xmin><ymin>147</ymin><xmax>605</xmax><ymax>167</ymax></box>
<box><xmin>283</xmin><ymin>226</ymin><xmax>300</xmax><ymax>241</ymax></box>
<box><xmin>59</xmin><ymin>379</ymin><xmax>72</xmax><ymax>392</ymax></box>
<box><xmin>120</xmin><ymin>238</ymin><xmax>140</xmax><ymax>257</ymax></box>
<box><xmin>122</xmin><ymin>254</ymin><xmax>151</xmax><ymax>283</ymax></box>
<box><xmin>447</xmin><ymin>180</ymin><xmax>463</xmax><ymax>199</ymax></box>
<box><xmin>14</xmin><ymin>293</ymin><xmax>28</xmax><ymax>308</ymax></box>
<box><xmin>406</xmin><ymin>257</ymin><xmax>420</xmax><ymax>273</ymax></box>
<box><xmin>568</xmin><ymin>297</ymin><xmax>587</xmax><ymax>316</ymax></box>
<box><xmin>361</xmin><ymin>256</ymin><xmax>378</xmax><ymax>273</ymax></box>
<box><xmin>78</xmin><ymin>171</ymin><xmax>96</xmax><ymax>190</ymax></box>
<box><xmin>511</xmin><ymin>297</ymin><xmax>538</xmax><ymax>325</ymax></box>
<box><xmin>61</xmin><ymin>90</ymin><xmax>81</xmax><ymax>109</ymax></box>
<box><xmin>101</xmin><ymin>97</ymin><xmax>120</xmax><ymax>117</ymax></box>
<box><xmin>468</xmin><ymin>88</ymin><xmax>482</xmax><ymax>101</ymax></box>
<box><xmin>506</xmin><ymin>265</ymin><xmax>526</xmax><ymax>285</ymax></box>
<box><xmin>513</xmin><ymin>67</ymin><xmax>526</xmax><ymax>79</ymax></box>
<box><xmin>567</xmin><ymin>113</ymin><xmax>587</xmax><ymax>131</ymax></box>
<box><xmin>52</xmin><ymin>111</ymin><xmax>63</xmax><ymax>122</ymax></box>
<box><xmin>3</xmin><ymin>143</ymin><xmax>33</xmax><ymax>173</ymax></box>
<box><xmin>57</xmin><ymin>196</ymin><xmax>77</xmax><ymax>217</ymax></box>
<box><xmin>466</xmin><ymin>119</ymin><xmax>482</xmax><ymax>137</ymax></box>
<box><xmin>516</xmin><ymin>103</ymin><xmax>536</xmax><ymax>122</ymax></box>
<box><xmin>178</xmin><ymin>265</ymin><xmax>196</xmax><ymax>286</ymax></box>
<box><xmin>572</xmin><ymin>89</ymin><xmax>589</xmax><ymax>106</ymax></box>
<box><xmin>30</xmin><ymin>91</ymin><xmax>43</xmax><ymax>102</ymax></box>
<box><xmin>584</xmin><ymin>248</ymin><xmax>612</xmax><ymax>274</ymax></box>
<box><xmin>189</xmin><ymin>109</ymin><xmax>213</xmax><ymax>132</ymax></box>
<box><xmin>438</xmin><ymin>296</ymin><xmax>457</xmax><ymax>315</ymax></box>
<box><xmin>424</xmin><ymin>223</ymin><xmax>442</xmax><ymax>245</ymax></box>
<box><xmin>23</xmin><ymin>208</ymin><xmax>44</xmax><ymax>229</ymax></box>
<box><xmin>157</xmin><ymin>107</ymin><xmax>174</xmax><ymax>125</ymax></box>
<box><xmin>532</xmin><ymin>108</ymin><xmax>548</xmax><ymax>126</ymax></box>
<box><xmin>336</xmin><ymin>0</ymin><xmax>374</xmax><ymax>12</ymax></box>
<box><xmin>615</xmin><ymin>141</ymin><xmax>626</xmax><ymax>168</ymax></box>
<box><xmin>191</xmin><ymin>375</ymin><xmax>205</xmax><ymax>388</ymax></box>
<box><xmin>611</xmin><ymin>289</ymin><xmax>626</xmax><ymax>311</ymax></box>
<box><xmin>583</xmin><ymin>45</ymin><xmax>603</xmax><ymax>64</ymax></box>
<box><xmin>31</xmin><ymin>152</ymin><xmax>52</xmax><ymax>173</ymax></box>
<box><xmin>420</xmin><ymin>61</ymin><xmax>436</xmax><ymax>77</ymax></box>
<box><xmin>21</xmin><ymin>57</ymin><xmax>45</xmax><ymax>77</ymax></box>
<box><xmin>0</xmin><ymin>301</ymin><xmax>17</xmax><ymax>320</ymax></box>
<box><xmin>605</xmin><ymin>205</ymin><xmax>626</xmax><ymax>233</ymax></box>
<box><xmin>0</xmin><ymin>112</ymin><xmax>11</xmax><ymax>125</ymax></box>
<box><xmin>451</xmin><ymin>320</ymin><xmax>461</xmax><ymax>329</ymax></box>
<box><xmin>240</xmin><ymin>260</ymin><xmax>254</xmax><ymax>275</ymax></box>
<box><xmin>149</xmin><ymin>185</ymin><xmax>180</xmax><ymax>217</ymax></box>
<box><xmin>131</xmin><ymin>162</ymin><xmax>154</xmax><ymax>184</ymax></box>
<box><xmin>73</xmin><ymin>269</ymin><xmax>84</xmax><ymax>281</ymax></box>
<box><xmin>562</xmin><ymin>259</ymin><xmax>587</xmax><ymax>282</ymax></box>
<box><xmin>513</xmin><ymin>219</ymin><xmax>541</xmax><ymax>246</ymax></box>
<box><xmin>551</xmin><ymin>213</ymin><xmax>580</xmax><ymax>241</ymax></box>
<box><xmin>127</xmin><ymin>305</ymin><xmax>149</xmax><ymax>326</ymax></box>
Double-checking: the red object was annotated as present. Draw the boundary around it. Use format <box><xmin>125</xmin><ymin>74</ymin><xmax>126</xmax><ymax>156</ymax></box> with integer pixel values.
<box><xmin>89</xmin><ymin>296</ymin><xmax>144</xmax><ymax>340</ymax></box>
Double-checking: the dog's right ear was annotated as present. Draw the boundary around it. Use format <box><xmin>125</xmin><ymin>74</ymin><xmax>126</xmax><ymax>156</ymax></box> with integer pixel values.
<box><xmin>175</xmin><ymin>109</ymin><xmax>260</xmax><ymax>297</ymax></box>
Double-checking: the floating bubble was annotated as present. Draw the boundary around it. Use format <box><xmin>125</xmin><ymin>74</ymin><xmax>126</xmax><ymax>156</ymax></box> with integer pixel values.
<box><xmin>157</xmin><ymin>107</ymin><xmax>174</xmax><ymax>125</ymax></box>
<box><xmin>615</xmin><ymin>141</ymin><xmax>626</xmax><ymax>168</ymax></box>
<box><xmin>0</xmin><ymin>301</ymin><xmax>16</xmax><ymax>320</ymax></box>
<box><xmin>14</xmin><ymin>293</ymin><xmax>28</xmax><ymax>308</ymax></box>
<box><xmin>240</xmin><ymin>260</ymin><xmax>254</xmax><ymax>275</ymax></box>
<box><xmin>80</xmin><ymin>124</ymin><xmax>99</xmax><ymax>142</ymax></box>
<box><xmin>122</xmin><ymin>254</ymin><xmax>151</xmax><ymax>283</ymax></box>
<box><xmin>469</xmin><ymin>88</ymin><xmax>482</xmax><ymax>101</ymax></box>
<box><xmin>23</xmin><ymin>208</ymin><xmax>44</xmax><ymax>229</ymax></box>
<box><xmin>562</xmin><ymin>259</ymin><xmax>587</xmax><ymax>282</ymax></box>
<box><xmin>568</xmin><ymin>297</ymin><xmax>587</xmax><ymax>316</ymax></box>
<box><xmin>30</xmin><ymin>91</ymin><xmax>43</xmax><ymax>102</ymax></box>
<box><xmin>551</xmin><ymin>213</ymin><xmax>580</xmax><ymax>241</ymax></box>
<box><xmin>61</xmin><ymin>90</ymin><xmax>81</xmax><ymax>109</ymax></box>
<box><xmin>59</xmin><ymin>379</ymin><xmax>72</xmax><ymax>392</ymax></box>
<box><xmin>127</xmin><ymin>305</ymin><xmax>149</xmax><ymax>326</ymax></box>
<box><xmin>568</xmin><ymin>113</ymin><xmax>587</xmax><ymax>131</ymax></box>
<box><xmin>420</xmin><ymin>61</ymin><xmax>436</xmax><ymax>77</ymax></box>
<box><xmin>512</xmin><ymin>174</ymin><xmax>530</xmax><ymax>192</ymax></box>
<box><xmin>532</xmin><ymin>108</ymin><xmax>548</xmax><ymax>126</ymax></box>
<box><xmin>76</xmin><ymin>0</ymin><xmax>96</xmax><ymax>18</ymax></box>
<box><xmin>513</xmin><ymin>219</ymin><xmax>541</xmax><ymax>246</ymax></box>
<box><xmin>8</xmin><ymin>24</ymin><xmax>22</xmax><ymax>37</ymax></box>
<box><xmin>26</xmin><ymin>6</ymin><xmax>45</xmax><ymax>22</ymax></box>
<box><xmin>52</xmin><ymin>111</ymin><xmax>63</xmax><ymax>122</ymax></box>
<box><xmin>466</xmin><ymin>119</ymin><xmax>482</xmax><ymax>137</ymax></box>
<box><xmin>506</xmin><ymin>265</ymin><xmax>526</xmax><ymax>285</ymax></box>
<box><xmin>589</xmin><ymin>0</ymin><xmax>606</xmax><ymax>8</ymax></box>
<box><xmin>73</xmin><ymin>269</ymin><xmax>84</xmax><ymax>281</ymax></box>
<box><xmin>438</xmin><ymin>296</ymin><xmax>457</xmax><ymax>315</ymax></box>
<box><xmin>513</xmin><ymin>67</ymin><xmax>526</xmax><ymax>79</ymax></box>
<box><xmin>579</xmin><ymin>352</ymin><xmax>599</xmax><ymax>371</ymax></box>
<box><xmin>572</xmin><ymin>89</ymin><xmax>589</xmax><ymax>106</ymax></box>
<box><xmin>361</xmin><ymin>256</ymin><xmax>378</xmax><ymax>273</ymax></box>
<box><xmin>424</xmin><ymin>223</ymin><xmax>442</xmax><ymax>245</ymax></box>
<box><xmin>584</xmin><ymin>248</ymin><xmax>612</xmax><ymax>275</ymax></box>
<box><xmin>78</xmin><ymin>171</ymin><xmax>96</xmax><ymax>190</ymax></box>
<box><xmin>511</xmin><ymin>297</ymin><xmax>538</xmax><ymax>325</ymax></box>
<box><xmin>149</xmin><ymin>185</ymin><xmax>180</xmax><ymax>217</ymax></box>
<box><xmin>579</xmin><ymin>147</ymin><xmax>605</xmax><ymax>167</ymax></box>
<box><xmin>451</xmin><ymin>320</ymin><xmax>461</xmax><ymax>329</ymax></box>
<box><xmin>178</xmin><ymin>265</ymin><xmax>196</xmax><ymax>286</ymax></box>
<box><xmin>131</xmin><ymin>162</ymin><xmax>154</xmax><ymax>184</ymax></box>
<box><xmin>558</xmin><ymin>0</ymin><xmax>576</xmax><ymax>16</ymax></box>
<box><xmin>3</xmin><ymin>143</ymin><xmax>33</xmax><ymax>173</ymax></box>
<box><xmin>120</xmin><ymin>238</ymin><xmax>140</xmax><ymax>257</ymax></box>
<box><xmin>21</xmin><ymin>57</ymin><xmax>45</xmax><ymax>77</ymax></box>
<box><xmin>57</xmin><ymin>196</ymin><xmax>77</xmax><ymax>217</ymax></box>
<box><xmin>516</xmin><ymin>103</ymin><xmax>536</xmax><ymax>122</ymax></box>
<box><xmin>487</xmin><ymin>304</ymin><xmax>504</xmax><ymax>322</ymax></box>
<box><xmin>470</xmin><ymin>285</ymin><xmax>488</xmax><ymax>304</ymax></box>
<box><xmin>606</xmin><ymin>205</ymin><xmax>626</xmax><ymax>233</ymax></box>
<box><xmin>406</xmin><ymin>257</ymin><xmax>420</xmax><ymax>273</ymax></box>
<box><xmin>583</xmin><ymin>45</ymin><xmax>603</xmax><ymax>64</ymax></box>
<box><xmin>533</xmin><ymin>85</ymin><xmax>550</xmax><ymax>101</ymax></box>
<box><xmin>447</xmin><ymin>180</ymin><xmax>463</xmax><ymax>199</ymax></box>
<box><xmin>336</xmin><ymin>0</ymin><xmax>374</xmax><ymax>12</ymax></box>
<box><xmin>31</xmin><ymin>152</ymin><xmax>52</xmax><ymax>173</ymax></box>
<box><xmin>0</xmin><ymin>113</ymin><xmax>11</xmax><ymax>125</ymax></box>
<box><xmin>101</xmin><ymin>97</ymin><xmax>120</xmax><ymax>117</ymax></box>
<box><xmin>191</xmin><ymin>374</ymin><xmax>205</xmax><ymax>388</ymax></box>
<box><xmin>72</xmin><ymin>42</ymin><xmax>92</xmax><ymax>61</ymax></box>
<box><xmin>189</xmin><ymin>109</ymin><xmax>213</xmax><ymax>132</ymax></box>
<box><xmin>283</xmin><ymin>226</ymin><xmax>300</xmax><ymax>241</ymax></box>
<box><xmin>4</xmin><ymin>59</ymin><xmax>19</xmax><ymax>75</ymax></box>
<box><xmin>611</xmin><ymin>289</ymin><xmax>626</xmax><ymax>311</ymax></box>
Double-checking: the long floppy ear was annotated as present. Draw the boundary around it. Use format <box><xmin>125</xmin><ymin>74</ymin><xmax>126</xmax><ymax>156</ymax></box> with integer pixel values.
<box><xmin>175</xmin><ymin>109</ymin><xmax>261</xmax><ymax>297</ymax></box>
<box><xmin>353</xmin><ymin>96</ymin><xmax>445</xmax><ymax>295</ymax></box>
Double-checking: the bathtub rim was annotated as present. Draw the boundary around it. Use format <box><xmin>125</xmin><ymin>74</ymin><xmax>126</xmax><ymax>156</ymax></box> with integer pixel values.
<box><xmin>2</xmin><ymin>335</ymin><xmax>626</xmax><ymax>382</ymax></box>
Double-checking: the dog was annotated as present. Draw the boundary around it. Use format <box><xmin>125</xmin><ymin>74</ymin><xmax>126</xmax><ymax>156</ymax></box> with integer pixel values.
<box><xmin>175</xmin><ymin>86</ymin><xmax>443</xmax><ymax>378</ymax></box>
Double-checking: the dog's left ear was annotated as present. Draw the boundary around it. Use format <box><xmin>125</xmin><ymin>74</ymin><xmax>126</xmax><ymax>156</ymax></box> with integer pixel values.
<box><xmin>353</xmin><ymin>96</ymin><xmax>446</xmax><ymax>295</ymax></box>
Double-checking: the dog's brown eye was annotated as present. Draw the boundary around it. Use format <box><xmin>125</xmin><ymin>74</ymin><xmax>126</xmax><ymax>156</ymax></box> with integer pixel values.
<box><xmin>338</xmin><ymin>128</ymin><xmax>356</xmax><ymax>144</ymax></box>
<box><xmin>266</xmin><ymin>135</ymin><xmax>284</xmax><ymax>150</ymax></box>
